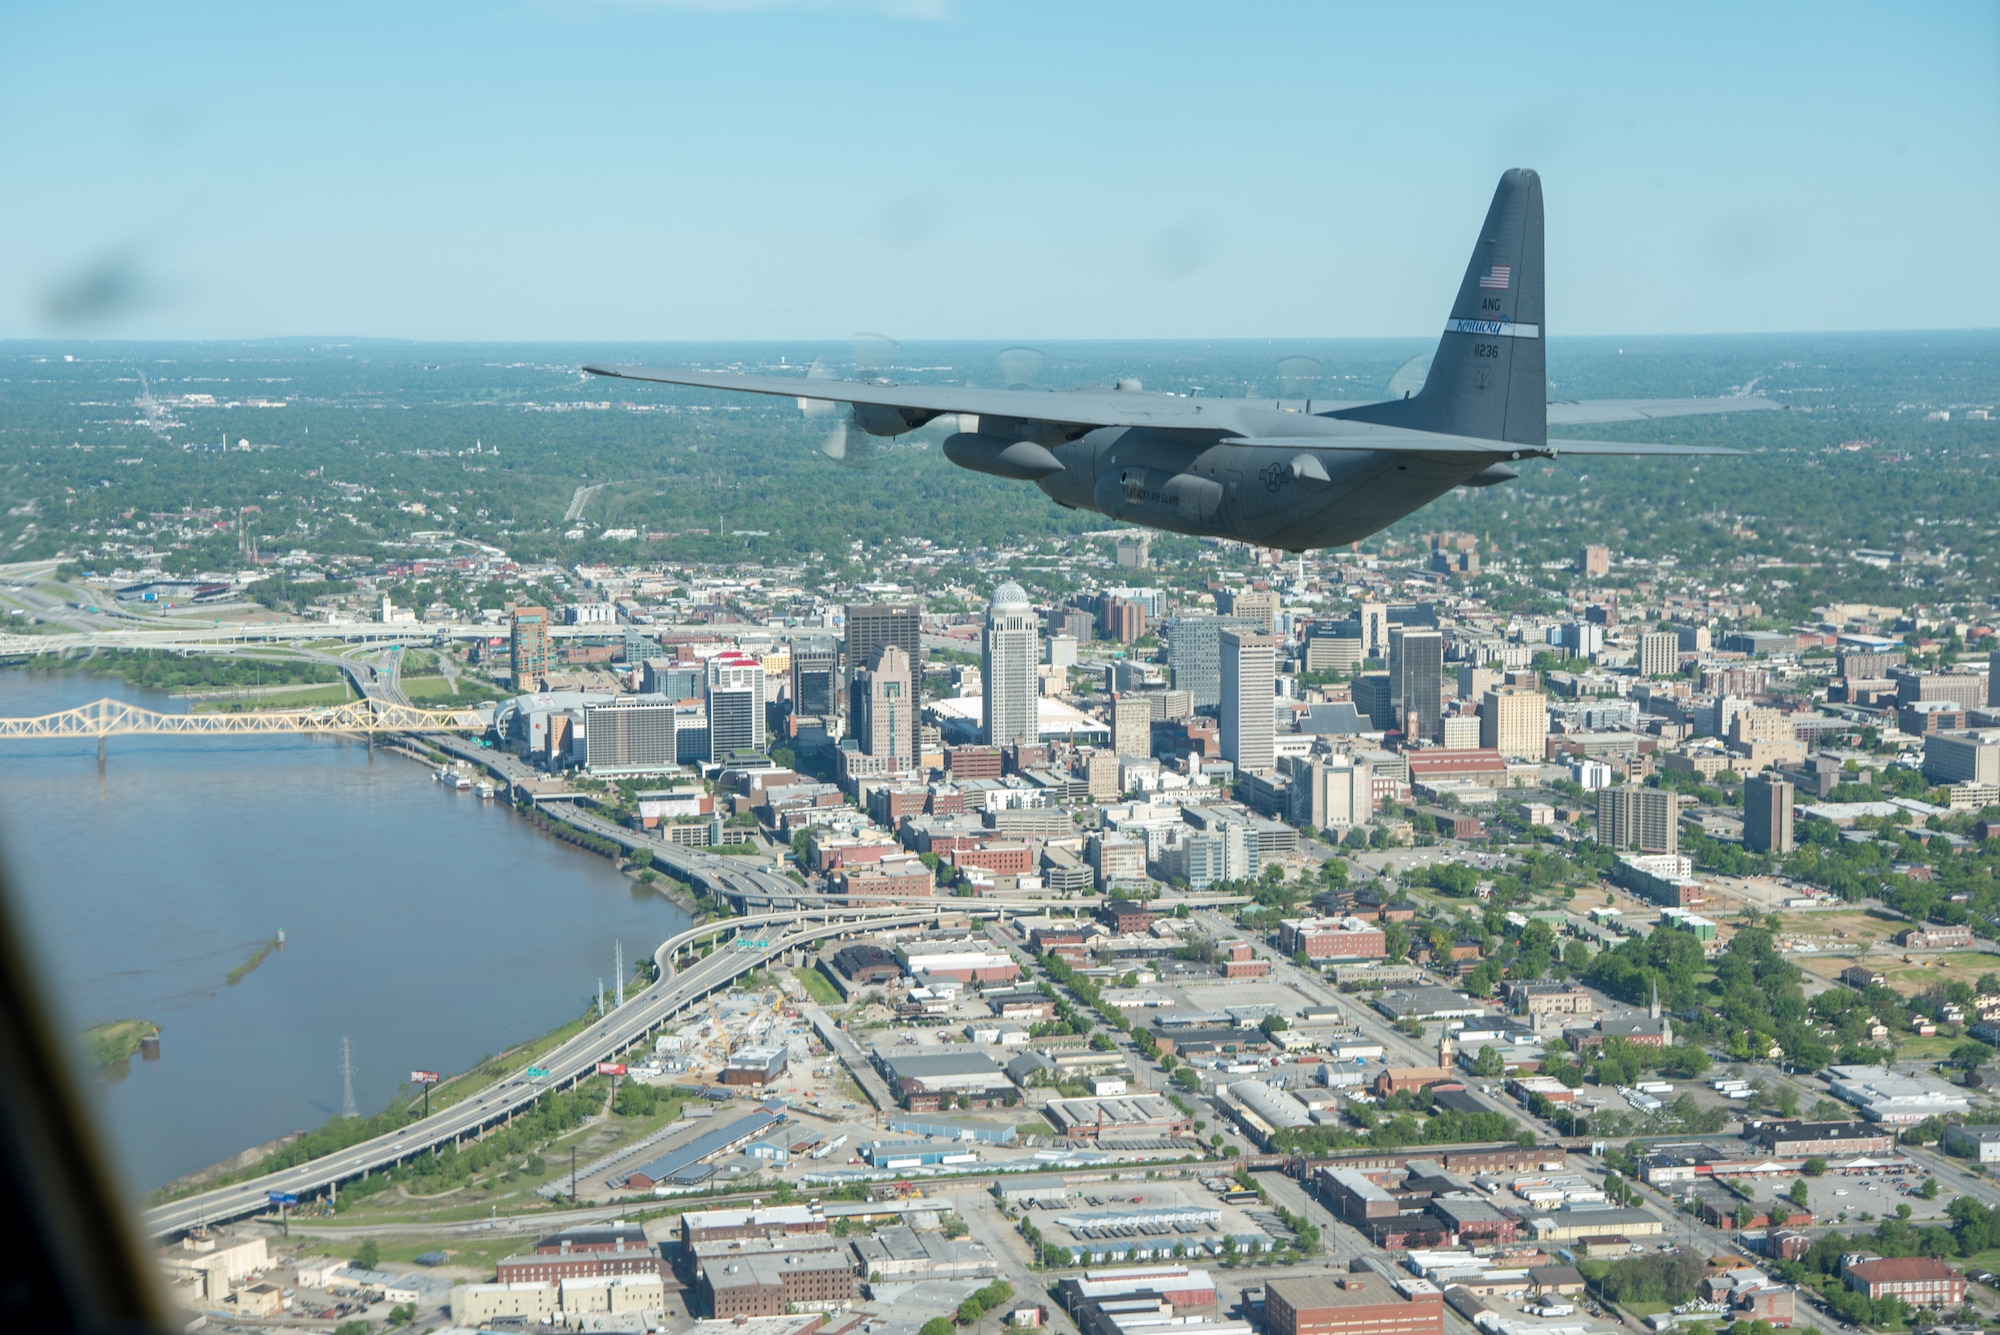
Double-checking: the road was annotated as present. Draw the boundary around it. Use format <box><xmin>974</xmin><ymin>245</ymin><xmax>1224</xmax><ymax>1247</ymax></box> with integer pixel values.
<box><xmin>1191</xmin><ymin>909</ymin><xmax>1551</xmax><ymax>1135</ymax></box>
<box><xmin>139</xmin><ymin>902</ymin><xmax>996</xmax><ymax>1238</ymax></box>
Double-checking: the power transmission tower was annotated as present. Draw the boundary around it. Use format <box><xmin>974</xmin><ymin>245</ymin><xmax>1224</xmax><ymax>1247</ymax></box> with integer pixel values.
<box><xmin>615</xmin><ymin>940</ymin><xmax>624</xmax><ymax>1008</ymax></box>
<box><xmin>597</xmin><ymin>979</ymin><xmax>605</xmax><ymax>1018</ymax></box>
<box><xmin>340</xmin><ymin>1036</ymin><xmax>358</xmax><ymax>1119</ymax></box>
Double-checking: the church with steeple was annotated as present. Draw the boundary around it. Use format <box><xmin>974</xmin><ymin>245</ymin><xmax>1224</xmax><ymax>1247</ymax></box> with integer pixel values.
<box><xmin>1564</xmin><ymin>978</ymin><xmax>1673</xmax><ymax>1049</ymax></box>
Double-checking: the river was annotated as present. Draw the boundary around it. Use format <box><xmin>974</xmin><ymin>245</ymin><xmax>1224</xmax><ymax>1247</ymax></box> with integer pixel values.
<box><xmin>0</xmin><ymin>670</ymin><xmax>690</xmax><ymax>1196</ymax></box>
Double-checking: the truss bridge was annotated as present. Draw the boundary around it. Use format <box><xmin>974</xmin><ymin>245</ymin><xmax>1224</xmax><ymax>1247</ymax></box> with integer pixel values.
<box><xmin>0</xmin><ymin>696</ymin><xmax>492</xmax><ymax>740</ymax></box>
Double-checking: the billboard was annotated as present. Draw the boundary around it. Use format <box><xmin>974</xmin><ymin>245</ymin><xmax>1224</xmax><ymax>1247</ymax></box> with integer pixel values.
<box><xmin>596</xmin><ymin>1062</ymin><xmax>628</xmax><ymax>1076</ymax></box>
<box><xmin>267</xmin><ymin>1191</ymin><xmax>299</xmax><ymax>1206</ymax></box>
<box><xmin>410</xmin><ymin>1070</ymin><xmax>440</xmax><ymax>1085</ymax></box>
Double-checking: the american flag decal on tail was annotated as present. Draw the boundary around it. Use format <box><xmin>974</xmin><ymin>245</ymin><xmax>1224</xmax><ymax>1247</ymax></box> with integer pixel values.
<box><xmin>1478</xmin><ymin>265</ymin><xmax>1511</xmax><ymax>290</ymax></box>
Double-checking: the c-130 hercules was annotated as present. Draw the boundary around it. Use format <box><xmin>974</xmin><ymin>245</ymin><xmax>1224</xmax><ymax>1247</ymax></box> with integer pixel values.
<box><xmin>587</xmin><ymin>170</ymin><xmax>1776</xmax><ymax>552</ymax></box>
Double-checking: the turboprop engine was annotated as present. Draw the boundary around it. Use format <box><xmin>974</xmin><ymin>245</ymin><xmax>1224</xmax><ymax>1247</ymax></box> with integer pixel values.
<box><xmin>941</xmin><ymin>432</ymin><xmax>1065</xmax><ymax>480</ymax></box>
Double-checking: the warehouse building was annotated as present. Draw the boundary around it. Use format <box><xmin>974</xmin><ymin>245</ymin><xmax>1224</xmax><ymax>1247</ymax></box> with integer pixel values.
<box><xmin>1263</xmin><ymin>1273</ymin><xmax>1443</xmax><ymax>1335</ymax></box>
<box><xmin>622</xmin><ymin>1108</ymin><xmax>788</xmax><ymax>1190</ymax></box>
<box><xmin>1045</xmin><ymin>1094</ymin><xmax>1194</xmax><ymax>1143</ymax></box>
<box><xmin>701</xmin><ymin>1250</ymin><xmax>855</xmax><ymax>1318</ymax></box>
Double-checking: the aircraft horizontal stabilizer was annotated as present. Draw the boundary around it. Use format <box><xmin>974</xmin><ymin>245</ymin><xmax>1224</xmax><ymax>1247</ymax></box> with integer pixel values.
<box><xmin>1539</xmin><ymin>439</ymin><xmax>1745</xmax><ymax>456</ymax></box>
<box><xmin>1547</xmin><ymin>397</ymin><xmax>1782</xmax><ymax>424</ymax></box>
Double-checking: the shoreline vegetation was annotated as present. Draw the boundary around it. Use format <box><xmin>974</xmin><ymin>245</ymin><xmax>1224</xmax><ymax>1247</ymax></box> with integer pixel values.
<box><xmin>226</xmin><ymin>936</ymin><xmax>283</xmax><ymax>987</ymax></box>
<box><xmin>83</xmin><ymin>1019</ymin><xmax>158</xmax><ymax>1068</ymax></box>
<box><xmin>146</xmin><ymin>990</ymin><xmax>615</xmax><ymax>1205</ymax></box>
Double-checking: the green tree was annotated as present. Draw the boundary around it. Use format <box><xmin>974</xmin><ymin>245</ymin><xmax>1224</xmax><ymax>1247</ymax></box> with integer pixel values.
<box><xmin>353</xmin><ymin>1239</ymin><xmax>380</xmax><ymax>1271</ymax></box>
<box><xmin>1919</xmin><ymin>1177</ymin><xmax>1940</xmax><ymax>1200</ymax></box>
<box><xmin>1802</xmin><ymin>1157</ymin><xmax>1828</xmax><ymax>1177</ymax></box>
<box><xmin>1950</xmin><ymin>1040</ymin><xmax>1993</xmax><ymax>1070</ymax></box>
<box><xmin>1788</xmin><ymin>1178</ymin><xmax>1810</xmax><ymax>1207</ymax></box>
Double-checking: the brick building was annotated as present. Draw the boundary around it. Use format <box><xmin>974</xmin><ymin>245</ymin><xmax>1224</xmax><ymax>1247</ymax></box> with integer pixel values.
<box><xmin>701</xmin><ymin>1250</ymin><xmax>855</xmax><ymax>1317</ymax></box>
<box><xmin>497</xmin><ymin>1243</ymin><xmax>660</xmax><ymax>1284</ymax></box>
<box><xmin>679</xmin><ymin>1205</ymin><xmax>826</xmax><ymax>1248</ymax></box>
<box><xmin>1895</xmin><ymin>924</ymin><xmax>1975</xmax><ymax>950</ymax></box>
<box><xmin>1097</xmin><ymin>899</ymin><xmax>1157</xmax><ymax>934</ymax></box>
<box><xmin>1263</xmin><ymin>1273</ymin><xmax>1442</xmax><ymax>1335</ymax></box>
<box><xmin>1276</xmin><ymin>916</ymin><xmax>1387</xmax><ymax>961</ymax></box>
<box><xmin>1223</xmin><ymin>941</ymin><xmax>1271</xmax><ymax>979</ymax></box>
<box><xmin>1746</xmin><ymin>1121</ymin><xmax>1895</xmax><ymax>1156</ymax></box>
<box><xmin>1842</xmin><ymin>1257</ymin><xmax>1965</xmax><ymax>1306</ymax></box>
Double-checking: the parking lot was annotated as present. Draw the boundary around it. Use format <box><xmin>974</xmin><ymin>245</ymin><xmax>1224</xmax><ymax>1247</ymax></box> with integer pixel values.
<box><xmin>1736</xmin><ymin>1163</ymin><xmax>1954</xmax><ymax>1227</ymax></box>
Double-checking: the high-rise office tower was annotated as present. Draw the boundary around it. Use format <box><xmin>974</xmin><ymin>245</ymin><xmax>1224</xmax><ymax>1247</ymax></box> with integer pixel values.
<box><xmin>791</xmin><ymin>638</ymin><xmax>838</xmax><ymax>718</ymax></box>
<box><xmin>1291</xmin><ymin>756</ymin><xmax>1374</xmax><ymax>829</ymax></box>
<box><xmin>1744</xmin><ymin>775</ymin><xmax>1796</xmax><ymax>854</ymax></box>
<box><xmin>1219</xmin><ymin>629</ymin><xmax>1279</xmax><ymax>772</ymax></box>
<box><xmin>622</xmin><ymin>627</ymin><xmax>665</xmax><ymax>664</ymax></box>
<box><xmin>1389</xmin><ymin>628</ymin><xmax>1445</xmax><ymax>743</ymax></box>
<box><xmin>1352</xmin><ymin>674</ymin><xmax>1394</xmax><ymax>731</ymax></box>
<box><xmin>983</xmin><ymin>582</ymin><xmax>1039</xmax><ymax>747</ymax></box>
<box><xmin>1304</xmin><ymin>622</ymin><xmax>1365</xmax><ymax>674</ymax></box>
<box><xmin>1110</xmin><ymin>693</ymin><xmax>1152</xmax><ymax>759</ymax></box>
<box><xmin>1596</xmin><ymin>785</ymin><xmax>1677</xmax><ymax>855</ymax></box>
<box><xmin>510</xmin><ymin>605</ymin><xmax>551</xmax><ymax>683</ymax></box>
<box><xmin>857</xmin><ymin>644</ymin><xmax>914</xmax><ymax>770</ymax></box>
<box><xmin>1358</xmin><ymin>602</ymin><xmax>1389</xmax><ymax>662</ymax></box>
<box><xmin>581</xmin><ymin>696</ymin><xmax>678</xmax><ymax>774</ymax></box>
<box><xmin>1480</xmin><ymin>686</ymin><xmax>1548</xmax><ymax>759</ymax></box>
<box><xmin>844</xmin><ymin>602</ymin><xmax>923</xmax><ymax>721</ymax></box>
<box><xmin>1219</xmin><ymin>587</ymin><xmax>1278</xmax><ymax>635</ymax></box>
<box><xmin>706</xmin><ymin>650</ymin><xmax>767</xmax><ymax>762</ymax></box>
<box><xmin>1639</xmin><ymin>631</ymin><xmax>1679</xmax><ymax>679</ymax></box>
<box><xmin>1164</xmin><ymin>614</ymin><xmax>1251</xmax><ymax>711</ymax></box>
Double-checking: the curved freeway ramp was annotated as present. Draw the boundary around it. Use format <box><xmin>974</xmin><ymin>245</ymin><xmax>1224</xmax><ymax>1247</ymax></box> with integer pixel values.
<box><xmin>140</xmin><ymin>903</ymin><xmax>980</xmax><ymax>1238</ymax></box>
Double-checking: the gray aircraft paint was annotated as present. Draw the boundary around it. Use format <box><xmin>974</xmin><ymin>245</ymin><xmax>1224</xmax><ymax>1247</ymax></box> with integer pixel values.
<box><xmin>587</xmin><ymin>169</ymin><xmax>1777</xmax><ymax>552</ymax></box>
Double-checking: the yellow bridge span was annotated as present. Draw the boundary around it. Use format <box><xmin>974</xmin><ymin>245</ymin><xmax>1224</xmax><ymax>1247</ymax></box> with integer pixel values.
<box><xmin>0</xmin><ymin>697</ymin><xmax>492</xmax><ymax>740</ymax></box>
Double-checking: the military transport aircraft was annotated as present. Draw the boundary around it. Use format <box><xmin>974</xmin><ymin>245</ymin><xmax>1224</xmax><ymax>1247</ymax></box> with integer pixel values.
<box><xmin>586</xmin><ymin>169</ymin><xmax>1776</xmax><ymax>552</ymax></box>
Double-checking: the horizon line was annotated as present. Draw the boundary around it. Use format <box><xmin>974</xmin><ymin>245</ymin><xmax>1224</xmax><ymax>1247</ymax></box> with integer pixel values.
<box><xmin>3</xmin><ymin>327</ymin><xmax>1998</xmax><ymax>349</ymax></box>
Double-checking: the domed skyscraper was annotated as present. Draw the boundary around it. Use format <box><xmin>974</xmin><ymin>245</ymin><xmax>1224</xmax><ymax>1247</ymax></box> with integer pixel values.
<box><xmin>982</xmin><ymin>581</ymin><xmax>1039</xmax><ymax>747</ymax></box>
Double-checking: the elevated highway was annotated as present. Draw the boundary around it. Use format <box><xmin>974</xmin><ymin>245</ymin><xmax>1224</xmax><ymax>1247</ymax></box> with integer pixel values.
<box><xmin>140</xmin><ymin>900</ymin><xmax>993</xmax><ymax>1238</ymax></box>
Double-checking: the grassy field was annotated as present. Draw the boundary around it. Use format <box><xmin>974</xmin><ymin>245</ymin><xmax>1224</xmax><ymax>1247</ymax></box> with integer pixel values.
<box><xmin>195</xmin><ymin>683</ymin><xmax>354</xmax><ymax>711</ymax></box>
<box><xmin>399</xmin><ymin>675</ymin><xmax>461</xmax><ymax>703</ymax></box>
<box><xmin>1771</xmin><ymin>908</ymin><xmax>1909</xmax><ymax>943</ymax></box>
<box><xmin>328</xmin><ymin>1092</ymin><xmax>707</xmax><ymax>1226</ymax></box>
<box><xmin>1885</xmin><ymin>951</ymin><xmax>2000</xmax><ymax>992</ymax></box>
<box><xmin>795</xmin><ymin>966</ymin><xmax>842</xmax><ymax>1007</ymax></box>
<box><xmin>81</xmin><ymin>1019</ymin><xmax>156</xmax><ymax>1066</ymax></box>
<box><xmin>363</xmin><ymin>1233</ymin><xmax>535</xmax><ymax>1275</ymax></box>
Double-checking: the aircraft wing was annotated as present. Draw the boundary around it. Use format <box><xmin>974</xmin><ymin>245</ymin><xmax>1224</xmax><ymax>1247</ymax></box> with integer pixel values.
<box><xmin>1224</xmin><ymin>435</ymin><xmax>1742</xmax><ymax>457</ymax></box>
<box><xmin>585</xmin><ymin>365</ymin><xmax>1751</xmax><ymax>455</ymax></box>
<box><xmin>1546</xmin><ymin>396</ymin><xmax>1782</xmax><ymax>424</ymax></box>
<box><xmin>583</xmin><ymin>364</ymin><xmax>1204</xmax><ymax>430</ymax></box>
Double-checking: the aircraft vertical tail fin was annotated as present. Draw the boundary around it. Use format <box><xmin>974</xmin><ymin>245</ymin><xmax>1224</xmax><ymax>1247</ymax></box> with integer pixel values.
<box><xmin>1341</xmin><ymin>168</ymin><xmax>1546</xmax><ymax>447</ymax></box>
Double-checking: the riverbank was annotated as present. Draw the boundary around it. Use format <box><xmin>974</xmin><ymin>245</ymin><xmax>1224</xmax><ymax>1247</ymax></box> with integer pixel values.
<box><xmin>0</xmin><ymin>667</ymin><xmax>694</xmax><ymax>1191</ymax></box>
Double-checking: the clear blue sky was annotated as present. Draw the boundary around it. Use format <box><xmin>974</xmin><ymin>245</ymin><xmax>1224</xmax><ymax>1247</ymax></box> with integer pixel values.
<box><xmin>3</xmin><ymin>1</ymin><xmax>1995</xmax><ymax>341</ymax></box>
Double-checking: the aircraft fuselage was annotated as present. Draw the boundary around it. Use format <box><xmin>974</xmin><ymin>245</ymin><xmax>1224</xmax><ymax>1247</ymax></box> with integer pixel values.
<box><xmin>1032</xmin><ymin>426</ymin><xmax>1502</xmax><ymax>551</ymax></box>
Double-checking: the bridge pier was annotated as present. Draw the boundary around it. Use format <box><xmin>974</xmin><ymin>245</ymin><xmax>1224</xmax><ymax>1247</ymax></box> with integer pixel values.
<box><xmin>97</xmin><ymin>734</ymin><xmax>105</xmax><ymax>773</ymax></box>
